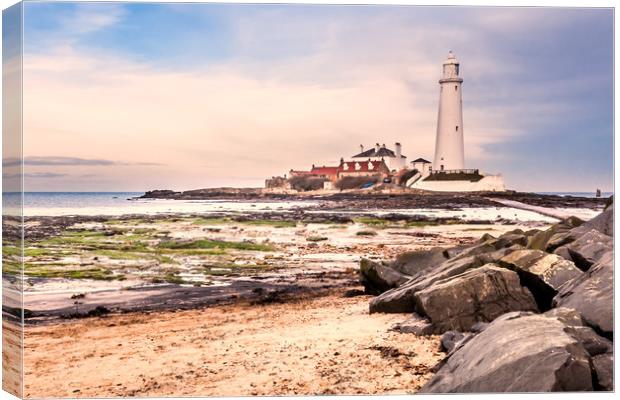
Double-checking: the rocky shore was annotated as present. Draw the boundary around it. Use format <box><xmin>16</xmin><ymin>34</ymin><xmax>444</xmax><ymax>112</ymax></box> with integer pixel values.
<box><xmin>138</xmin><ymin>188</ymin><xmax>607</xmax><ymax>210</ymax></box>
<box><xmin>360</xmin><ymin>199</ymin><xmax>614</xmax><ymax>392</ymax></box>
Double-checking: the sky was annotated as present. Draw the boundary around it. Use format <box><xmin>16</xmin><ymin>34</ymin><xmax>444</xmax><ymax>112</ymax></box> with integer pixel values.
<box><xmin>2</xmin><ymin>2</ymin><xmax>614</xmax><ymax>192</ymax></box>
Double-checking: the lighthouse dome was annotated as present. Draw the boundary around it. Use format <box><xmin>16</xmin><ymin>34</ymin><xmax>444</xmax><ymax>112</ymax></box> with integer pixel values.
<box><xmin>444</xmin><ymin>51</ymin><xmax>458</xmax><ymax>64</ymax></box>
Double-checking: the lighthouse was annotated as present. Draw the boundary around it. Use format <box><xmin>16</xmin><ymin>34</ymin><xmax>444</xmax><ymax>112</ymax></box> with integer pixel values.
<box><xmin>433</xmin><ymin>51</ymin><xmax>465</xmax><ymax>171</ymax></box>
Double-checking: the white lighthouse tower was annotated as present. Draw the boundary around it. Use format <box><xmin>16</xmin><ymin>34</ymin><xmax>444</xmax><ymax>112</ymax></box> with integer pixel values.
<box><xmin>433</xmin><ymin>51</ymin><xmax>465</xmax><ymax>171</ymax></box>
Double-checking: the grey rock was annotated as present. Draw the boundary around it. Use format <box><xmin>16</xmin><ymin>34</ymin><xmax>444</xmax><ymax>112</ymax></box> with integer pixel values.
<box><xmin>370</xmin><ymin>255</ymin><xmax>489</xmax><ymax>314</ymax></box>
<box><xmin>413</xmin><ymin>264</ymin><xmax>538</xmax><ymax>332</ymax></box>
<box><xmin>563</xmin><ymin>229</ymin><xmax>612</xmax><ymax>271</ymax></box>
<box><xmin>470</xmin><ymin>321</ymin><xmax>490</xmax><ymax>333</ymax></box>
<box><xmin>581</xmin><ymin>204</ymin><xmax>613</xmax><ymax>237</ymax></box>
<box><xmin>553</xmin><ymin>251</ymin><xmax>613</xmax><ymax>336</ymax></box>
<box><xmin>542</xmin><ymin>206</ymin><xmax>613</xmax><ymax>254</ymax></box>
<box><xmin>498</xmin><ymin>249</ymin><xmax>583</xmax><ymax>310</ymax></box>
<box><xmin>389</xmin><ymin>247</ymin><xmax>447</xmax><ymax>276</ymax></box>
<box><xmin>592</xmin><ymin>353</ymin><xmax>613</xmax><ymax>391</ymax></box>
<box><xmin>452</xmin><ymin>242</ymin><xmax>497</xmax><ymax>258</ymax></box>
<box><xmin>543</xmin><ymin>307</ymin><xmax>584</xmax><ymax>327</ymax></box>
<box><xmin>552</xmin><ymin>245</ymin><xmax>573</xmax><ymax>262</ymax></box>
<box><xmin>359</xmin><ymin>258</ymin><xmax>410</xmax><ymax>295</ymax></box>
<box><xmin>526</xmin><ymin>216</ymin><xmax>584</xmax><ymax>251</ymax></box>
<box><xmin>565</xmin><ymin>326</ymin><xmax>612</xmax><ymax>357</ymax></box>
<box><xmin>390</xmin><ymin>314</ymin><xmax>434</xmax><ymax>336</ymax></box>
<box><xmin>493</xmin><ymin>231</ymin><xmax>528</xmax><ymax>249</ymax></box>
<box><xmin>529</xmin><ymin>217</ymin><xmax>583</xmax><ymax>250</ymax></box>
<box><xmin>420</xmin><ymin>313</ymin><xmax>594</xmax><ymax>393</ymax></box>
<box><xmin>440</xmin><ymin>331</ymin><xmax>469</xmax><ymax>353</ymax></box>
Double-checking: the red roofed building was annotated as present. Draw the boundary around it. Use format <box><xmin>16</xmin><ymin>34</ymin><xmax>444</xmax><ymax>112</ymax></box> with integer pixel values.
<box><xmin>310</xmin><ymin>165</ymin><xmax>340</xmax><ymax>181</ymax></box>
<box><xmin>337</xmin><ymin>159</ymin><xmax>390</xmax><ymax>179</ymax></box>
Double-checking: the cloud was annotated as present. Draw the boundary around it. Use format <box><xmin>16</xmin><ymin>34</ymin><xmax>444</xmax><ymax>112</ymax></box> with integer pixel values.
<box><xmin>59</xmin><ymin>4</ymin><xmax>127</xmax><ymax>35</ymax></box>
<box><xmin>20</xmin><ymin>5</ymin><xmax>612</xmax><ymax>191</ymax></box>
<box><xmin>3</xmin><ymin>156</ymin><xmax>163</xmax><ymax>167</ymax></box>
<box><xmin>3</xmin><ymin>172</ymin><xmax>67</xmax><ymax>179</ymax></box>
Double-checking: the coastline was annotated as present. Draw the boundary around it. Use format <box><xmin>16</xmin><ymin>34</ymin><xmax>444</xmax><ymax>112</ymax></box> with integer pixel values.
<box><xmin>3</xmin><ymin>191</ymin><xmax>611</xmax><ymax>396</ymax></box>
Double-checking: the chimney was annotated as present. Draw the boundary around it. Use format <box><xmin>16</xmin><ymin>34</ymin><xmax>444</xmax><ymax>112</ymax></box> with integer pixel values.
<box><xmin>375</xmin><ymin>143</ymin><xmax>380</xmax><ymax>152</ymax></box>
<box><xmin>395</xmin><ymin>142</ymin><xmax>402</xmax><ymax>158</ymax></box>
<box><xmin>360</xmin><ymin>144</ymin><xmax>364</xmax><ymax>153</ymax></box>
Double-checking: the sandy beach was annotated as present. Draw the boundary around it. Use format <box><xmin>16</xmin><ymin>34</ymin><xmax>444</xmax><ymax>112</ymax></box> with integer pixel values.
<box><xmin>24</xmin><ymin>292</ymin><xmax>442</xmax><ymax>397</ymax></box>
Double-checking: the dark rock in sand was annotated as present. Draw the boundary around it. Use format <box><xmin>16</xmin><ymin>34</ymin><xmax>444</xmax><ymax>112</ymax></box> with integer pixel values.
<box><xmin>421</xmin><ymin>312</ymin><xmax>594</xmax><ymax>393</ymax></box>
<box><xmin>390</xmin><ymin>314</ymin><xmax>434</xmax><ymax>336</ymax></box>
<box><xmin>561</xmin><ymin>229</ymin><xmax>612</xmax><ymax>271</ymax></box>
<box><xmin>440</xmin><ymin>331</ymin><xmax>471</xmax><ymax>353</ymax></box>
<box><xmin>498</xmin><ymin>249</ymin><xmax>582</xmax><ymax>310</ymax></box>
<box><xmin>552</xmin><ymin>251</ymin><xmax>613</xmax><ymax>337</ymax></box>
<box><xmin>413</xmin><ymin>264</ymin><xmax>538</xmax><ymax>332</ymax></box>
<box><xmin>390</xmin><ymin>247</ymin><xmax>447</xmax><ymax>276</ymax></box>
<box><xmin>592</xmin><ymin>353</ymin><xmax>614</xmax><ymax>391</ymax></box>
<box><xmin>359</xmin><ymin>259</ymin><xmax>410</xmax><ymax>295</ymax></box>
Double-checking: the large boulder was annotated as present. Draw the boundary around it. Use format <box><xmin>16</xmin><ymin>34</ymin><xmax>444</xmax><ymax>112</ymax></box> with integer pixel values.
<box><xmin>557</xmin><ymin>229</ymin><xmax>612</xmax><ymax>271</ymax></box>
<box><xmin>527</xmin><ymin>216</ymin><xmax>584</xmax><ymax>251</ymax></box>
<box><xmin>413</xmin><ymin>264</ymin><xmax>538</xmax><ymax>332</ymax></box>
<box><xmin>498</xmin><ymin>249</ymin><xmax>583</xmax><ymax>310</ymax></box>
<box><xmin>533</xmin><ymin>206</ymin><xmax>613</xmax><ymax>253</ymax></box>
<box><xmin>389</xmin><ymin>247</ymin><xmax>447</xmax><ymax>276</ymax></box>
<box><xmin>359</xmin><ymin>258</ymin><xmax>410</xmax><ymax>295</ymax></box>
<box><xmin>492</xmin><ymin>230</ymin><xmax>529</xmax><ymax>249</ymax></box>
<box><xmin>370</xmin><ymin>254</ymin><xmax>490</xmax><ymax>313</ymax></box>
<box><xmin>420</xmin><ymin>312</ymin><xmax>594</xmax><ymax>393</ymax></box>
<box><xmin>580</xmin><ymin>203</ymin><xmax>613</xmax><ymax>237</ymax></box>
<box><xmin>592</xmin><ymin>353</ymin><xmax>613</xmax><ymax>391</ymax></box>
<box><xmin>552</xmin><ymin>251</ymin><xmax>613</xmax><ymax>337</ymax></box>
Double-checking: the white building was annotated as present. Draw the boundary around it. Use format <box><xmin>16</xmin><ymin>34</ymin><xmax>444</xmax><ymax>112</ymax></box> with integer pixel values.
<box><xmin>411</xmin><ymin>158</ymin><xmax>432</xmax><ymax>177</ymax></box>
<box><xmin>410</xmin><ymin>51</ymin><xmax>506</xmax><ymax>192</ymax></box>
<box><xmin>352</xmin><ymin>142</ymin><xmax>407</xmax><ymax>172</ymax></box>
<box><xmin>434</xmin><ymin>51</ymin><xmax>465</xmax><ymax>172</ymax></box>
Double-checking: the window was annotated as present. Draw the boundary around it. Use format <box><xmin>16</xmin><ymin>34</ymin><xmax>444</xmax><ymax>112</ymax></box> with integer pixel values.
<box><xmin>455</xmin><ymin>85</ymin><xmax>458</xmax><ymax>91</ymax></box>
<box><xmin>440</xmin><ymin>165</ymin><xmax>444</xmax><ymax>171</ymax></box>
<box><xmin>456</xmin><ymin>126</ymin><xmax>459</xmax><ymax>131</ymax></box>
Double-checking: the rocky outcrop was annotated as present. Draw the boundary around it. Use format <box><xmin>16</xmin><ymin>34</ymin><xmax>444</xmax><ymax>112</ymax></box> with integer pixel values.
<box><xmin>526</xmin><ymin>216</ymin><xmax>584</xmax><ymax>251</ymax></box>
<box><xmin>498</xmin><ymin>249</ymin><xmax>582</xmax><ymax>310</ymax></box>
<box><xmin>413</xmin><ymin>265</ymin><xmax>538</xmax><ymax>332</ymax></box>
<box><xmin>359</xmin><ymin>247</ymin><xmax>449</xmax><ymax>295</ymax></box>
<box><xmin>359</xmin><ymin>259</ymin><xmax>410</xmax><ymax>295</ymax></box>
<box><xmin>420</xmin><ymin>312</ymin><xmax>595</xmax><ymax>393</ymax></box>
<box><xmin>362</xmin><ymin>201</ymin><xmax>614</xmax><ymax>393</ymax></box>
<box><xmin>580</xmin><ymin>203</ymin><xmax>613</xmax><ymax>237</ymax></box>
<box><xmin>592</xmin><ymin>353</ymin><xmax>614</xmax><ymax>391</ymax></box>
<box><xmin>552</xmin><ymin>251</ymin><xmax>613</xmax><ymax>337</ymax></box>
<box><xmin>389</xmin><ymin>247</ymin><xmax>447</xmax><ymax>276</ymax></box>
<box><xmin>555</xmin><ymin>229</ymin><xmax>612</xmax><ymax>271</ymax></box>
<box><xmin>369</xmin><ymin>254</ymin><xmax>490</xmax><ymax>313</ymax></box>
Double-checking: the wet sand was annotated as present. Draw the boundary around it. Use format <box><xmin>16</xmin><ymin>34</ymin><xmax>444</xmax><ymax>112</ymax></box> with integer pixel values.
<box><xmin>24</xmin><ymin>292</ymin><xmax>442</xmax><ymax>397</ymax></box>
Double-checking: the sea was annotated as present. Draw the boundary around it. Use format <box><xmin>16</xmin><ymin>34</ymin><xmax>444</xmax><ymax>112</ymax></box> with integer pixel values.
<box><xmin>1</xmin><ymin>191</ymin><xmax>612</xmax><ymax>218</ymax></box>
